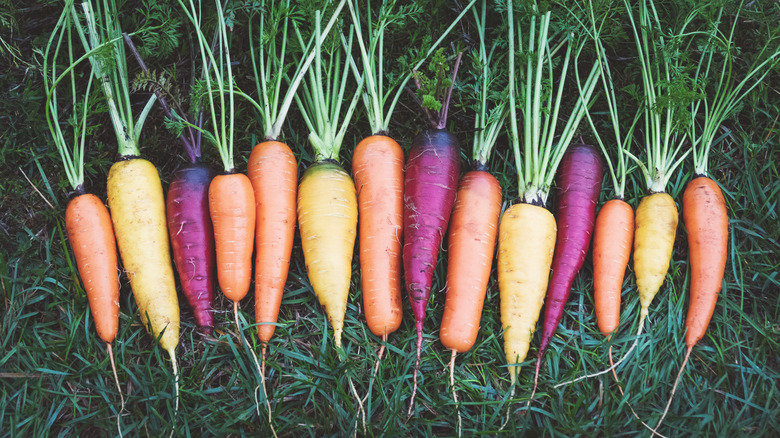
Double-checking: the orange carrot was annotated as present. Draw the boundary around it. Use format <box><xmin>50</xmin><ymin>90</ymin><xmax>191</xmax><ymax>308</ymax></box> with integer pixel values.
<box><xmin>440</xmin><ymin>170</ymin><xmax>502</xmax><ymax>353</ymax></box>
<box><xmin>653</xmin><ymin>175</ymin><xmax>728</xmax><ymax>432</ymax></box>
<box><xmin>209</xmin><ymin>173</ymin><xmax>256</xmax><ymax>303</ymax></box>
<box><xmin>248</xmin><ymin>140</ymin><xmax>298</xmax><ymax>344</ymax></box>
<box><xmin>592</xmin><ymin>198</ymin><xmax>634</xmax><ymax>337</ymax></box>
<box><xmin>352</xmin><ymin>134</ymin><xmax>405</xmax><ymax>338</ymax></box>
<box><xmin>66</xmin><ymin>192</ymin><xmax>120</xmax><ymax>345</ymax></box>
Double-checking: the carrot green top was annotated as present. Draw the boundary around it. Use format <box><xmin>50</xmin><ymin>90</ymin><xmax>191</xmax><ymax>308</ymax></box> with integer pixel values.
<box><xmin>44</xmin><ymin>1</ymin><xmax>97</xmax><ymax>191</ymax></box>
<box><xmin>248</xmin><ymin>0</ymin><xmax>348</xmax><ymax>142</ymax></box>
<box><xmin>72</xmin><ymin>0</ymin><xmax>156</xmax><ymax>158</ymax></box>
<box><xmin>469</xmin><ymin>0</ymin><xmax>508</xmax><ymax>168</ymax></box>
<box><xmin>506</xmin><ymin>1</ymin><xmax>601</xmax><ymax>206</ymax></box>
<box><xmin>686</xmin><ymin>3</ymin><xmax>780</xmax><ymax>176</ymax></box>
<box><xmin>177</xmin><ymin>0</ymin><xmax>236</xmax><ymax>173</ymax></box>
<box><xmin>293</xmin><ymin>2</ymin><xmax>363</xmax><ymax>162</ymax></box>
<box><xmin>623</xmin><ymin>0</ymin><xmax>697</xmax><ymax>193</ymax></box>
<box><xmin>346</xmin><ymin>0</ymin><xmax>477</xmax><ymax>136</ymax></box>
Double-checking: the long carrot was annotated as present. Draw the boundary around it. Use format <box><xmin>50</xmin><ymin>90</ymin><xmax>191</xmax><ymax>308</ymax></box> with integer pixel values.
<box><xmin>44</xmin><ymin>14</ymin><xmax>124</xmax><ymax>432</ymax></box>
<box><xmin>73</xmin><ymin>0</ymin><xmax>181</xmax><ymax>418</ymax></box>
<box><xmin>247</xmin><ymin>141</ymin><xmax>297</xmax><ymax>344</ymax></box>
<box><xmin>651</xmin><ymin>3</ymin><xmax>778</xmax><ymax>430</ymax></box>
<box><xmin>352</xmin><ymin>135</ymin><xmax>404</xmax><ymax>338</ymax></box>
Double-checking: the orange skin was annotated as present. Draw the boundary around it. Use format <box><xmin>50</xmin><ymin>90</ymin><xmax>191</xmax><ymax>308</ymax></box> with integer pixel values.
<box><xmin>683</xmin><ymin>176</ymin><xmax>728</xmax><ymax>348</ymax></box>
<box><xmin>65</xmin><ymin>192</ymin><xmax>120</xmax><ymax>344</ymax></box>
<box><xmin>248</xmin><ymin>141</ymin><xmax>298</xmax><ymax>343</ymax></box>
<box><xmin>592</xmin><ymin>198</ymin><xmax>634</xmax><ymax>337</ymax></box>
<box><xmin>352</xmin><ymin>135</ymin><xmax>405</xmax><ymax>337</ymax></box>
<box><xmin>440</xmin><ymin>170</ymin><xmax>502</xmax><ymax>353</ymax></box>
<box><xmin>209</xmin><ymin>173</ymin><xmax>256</xmax><ymax>303</ymax></box>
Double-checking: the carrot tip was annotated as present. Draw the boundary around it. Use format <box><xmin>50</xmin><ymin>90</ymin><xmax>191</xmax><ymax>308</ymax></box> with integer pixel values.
<box><xmin>407</xmin><ymin>327</ymin><xmax>423</xmax><ymax>417</ymax></box>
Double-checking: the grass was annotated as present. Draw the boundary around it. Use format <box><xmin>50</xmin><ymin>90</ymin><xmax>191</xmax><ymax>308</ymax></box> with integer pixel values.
<box><xmin>2</xmin><ymin>0</ymin><xmax>779</xmax><ymax>436</ymax></box>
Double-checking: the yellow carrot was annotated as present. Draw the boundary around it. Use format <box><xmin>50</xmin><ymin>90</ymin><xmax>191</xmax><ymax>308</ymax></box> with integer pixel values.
<box><xmin>297</xmin><ymin>162</ymin><xmax>358</xmax><ymax>348</ymax></box>
<box><xmin>633</xmin><ymin>192</ymin><xmax>678</xmax><ymax>322</ymax></box>
<box><xmin>107</xmin><ymin>158</ymin><xmax>180</xmax><ymax>355</ymax></box>
<box><xmin>497</xmin><ymin>203</ymin><xmax>557</xmax><ymax>385</ymax></box>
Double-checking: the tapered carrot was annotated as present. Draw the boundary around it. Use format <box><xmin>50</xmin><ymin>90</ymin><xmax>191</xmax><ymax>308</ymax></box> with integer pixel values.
<box><xmin>593</xmin><ymin>199</ymin><xmax>634</xmax><ymax>337</ymax></box>
<box><xmin>209</xmin><ymin>173</ymin><xmax>256</xmax><ymax>303</ymax></box>
<box><xmin>248</xmin><ymin>141</ymin><xmax>297</xmax><ymax>343</ymax></box>
<box><xmin>441</xmin><ymin>170</ymin><xmax>502</xmax><ymax>353</ymax></box>
<box><xmin>352</xmin><ymin>135</ymin><xmax>404</xmax><ymax>338</ymax></box>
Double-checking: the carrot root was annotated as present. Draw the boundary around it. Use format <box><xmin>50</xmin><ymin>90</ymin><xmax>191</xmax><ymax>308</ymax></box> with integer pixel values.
<box><xmin>168</xmin><ymin>348</ymin><xmax>179</xmax><ymax>436</ymax></box>
<box><xmin>554</xmin><ymin>318</ymin><xmax>646</xmax><ymax>388</ymax></box>
<box><xmin>526</xmin><ymin>353</ymin><xmax>542</xmax><ymax>409</ymax></box>
<box><xmin>449</xmin><ymin>350</ymin><xmax>461</xmax><ymax>437</ymax></box>
<box><xmin>653</xmin><ymin>347</ymin><xmax>692</xmax><ymax>434</ymax></box>
<box><xmin>233</xmin><ymin>302</ymin><xmax>278</xmax><ymax>438</ymax></box>
<box><xmin>107</xmin><ymin>343</ymin><xmax>124</xmax><ymax>438</ymax></box>
<box><xmin>407</xmin><ymin>323</ymin><xmax>423</xmax><ymax>417</ymax></box>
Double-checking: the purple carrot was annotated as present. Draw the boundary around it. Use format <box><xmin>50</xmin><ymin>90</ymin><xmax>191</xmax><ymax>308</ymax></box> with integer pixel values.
<box><xmin>531</xmin><ymin>142</ymin><xmax>603</xmax><ymax>389</ymax></box>
<box><xmin>404</xmin><ymin>52</ymin><xmax>463</xmax><ymax>415</ymax></box>
<box><xmin>166</xmin><ymin>163</ymin><xmax>216</xmax><ymax>328</ymax></box>
<box><xmin>125</xmin><ymin>34</ymin><xmax>216</xmax><ymax>329</ymax></box>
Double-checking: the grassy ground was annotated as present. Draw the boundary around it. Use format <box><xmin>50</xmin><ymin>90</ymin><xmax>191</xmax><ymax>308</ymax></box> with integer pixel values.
<box><xmin>2</xmin><ymin>1</ymin><xmax>779</xmax><ymax>437</ymax></box>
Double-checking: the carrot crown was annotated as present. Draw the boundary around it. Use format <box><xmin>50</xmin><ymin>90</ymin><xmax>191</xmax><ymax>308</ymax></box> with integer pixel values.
<box><xmin>506</xmin><ymin>1</ymin><xmax>601</xmax><ymax>206</ymax></box>
<box><xmin>347</xmin><ymin>0</ymin><xmax>477</xmax><ymax>136</ymax></box>
<box><xmin>468</xmin><ymin>0</ymin><xmax>508</xmax><ymax>168</ymax></box>
<box><xmin>293</xmin><ymin>2</ymin><xmax>363</xmax><ymax>162</ymax></box>
<box><xmin>72</xmin><ymin>0</ymin><xmax>157</xmax><ymax>158</ymax></box>
<box><xmin>687</xmin><ymin>3</ymin><xmax>780</xmax><ymax>176</ymax></box>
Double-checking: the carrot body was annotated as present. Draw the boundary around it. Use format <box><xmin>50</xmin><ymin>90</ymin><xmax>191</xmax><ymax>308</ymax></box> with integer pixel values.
<box><xmin>297</xmin><ymin>161</ymin><xmax>358</xmax><ymax>348</ymax></box>
<box><xmin>633</xmin><ymin>192</ymin><xmax>678</xmax><ymax>321</ymax></box>
<box><xmin>497</xmin><ymin>203</ymin><xmax>556</xmax><ymax>385</ymax></box>
<box><xmin>107</xmin><ymin>158</ymin><xmax>179</xmax><ymax>354</ymax></box>
<box><xmin>209</xmin><ymin>173</ymin><xmax>256</xmax><ymax>303</ymax></box>
<box><xmin>592</xmin><ymin>198</ymin><xmax>634</xmax><ymax>336</ymax></box>
<box><xmin>352</xmin><ymin>135</ymin><xmax>404</xmax><ymax>338</ymax></box>
<box><xmin>66</xmin><ymin>192</ymin><xmax>120</xmax><ymax>344</ymax></box>
<box><xmin>682</xmin><ymin>176</ymin><xmax>728</xmax><ymax>348</ymax></box>
<box><xmin>440</xmin><ymin>170</ymin><xmax>502</xmax><ymax>353</ymax></box>
<box><xmin>248</xmin><ymin>141</ymin><xmax>298</xmax><ymax>343</ymax></box>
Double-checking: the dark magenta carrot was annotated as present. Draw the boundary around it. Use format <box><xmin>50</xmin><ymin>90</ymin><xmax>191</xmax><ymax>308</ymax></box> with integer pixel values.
<box><xmin>404</xmin><ymin>51</ymin><xmax>463</xmax><ymax>415</ymax></box>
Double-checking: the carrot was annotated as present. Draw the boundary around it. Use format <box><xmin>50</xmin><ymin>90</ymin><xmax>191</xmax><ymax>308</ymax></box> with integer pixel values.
<box><xmin>500</xmin><ymin>2</ymin><xmax>601</xmax><ymax>394</ymax></box>
<box><xmin>650</xmin><ymin>3</ymin><xmax>777</xmax><ymax>429</ymax></box>
<box><xmin>66</xmin><ymin>193</ymin><xmax>121</xmax><ymax>345</ymax></box>
<box><xmin>209</xmin><ymin>174</ymin><xmax>256</xmax><ymax>303</ymax></box>
<box><xmin>593</xmin><ymin>199</ymin><xmax>634</xmax><ymax>337</ymax></box>
<box><xmin>248</xmin><ymin>141</ymin><xmax>297</xmax><ymax>344</ymax></box>
<box><xmin>441</xmin><ymin>170</ymin><xmax>502</xmax><ymax>353</ymax></box>
<box><xmin>297</xmin><ymin>161</ymin><xmax>358</xmax><ymax>347</ymax></box>
<box><xmin>44</xmin><ymin>16</ymin><xmax>124</xmax><ymax>431</ymax></box>
<box><xmin>352</xmin><ymin>135</ymin><xmax>404</xmax><ymax>338</ymax></box>
<box><xmin>74</xmin><ymin>0</ymin><xmax>181</xmax><ymax>418</ymax></box>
